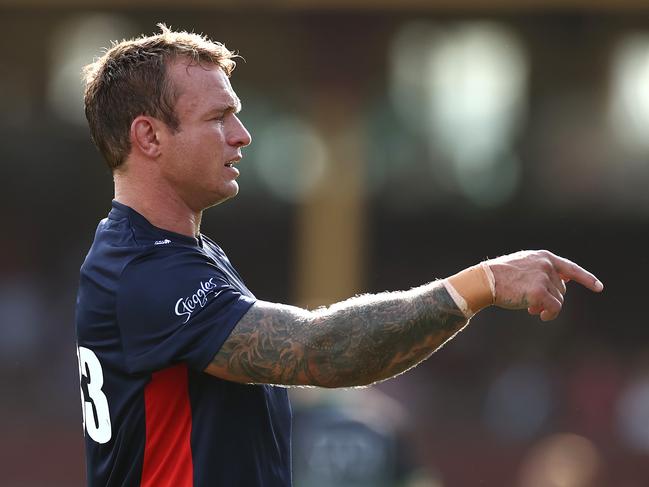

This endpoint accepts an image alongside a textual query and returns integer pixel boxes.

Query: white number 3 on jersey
[77,346,112,444]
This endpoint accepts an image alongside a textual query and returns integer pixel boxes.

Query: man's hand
[487,250,604,321]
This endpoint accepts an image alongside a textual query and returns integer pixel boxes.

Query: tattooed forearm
[205,281,469,388]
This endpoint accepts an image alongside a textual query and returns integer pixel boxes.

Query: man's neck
[114,178,202,238]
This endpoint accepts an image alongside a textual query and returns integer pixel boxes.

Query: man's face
[159,60,252,211]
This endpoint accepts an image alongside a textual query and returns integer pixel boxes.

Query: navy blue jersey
[75,200,292,487]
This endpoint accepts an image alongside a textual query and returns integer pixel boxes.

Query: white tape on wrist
[442,279,474,318]
[480,261,496,304]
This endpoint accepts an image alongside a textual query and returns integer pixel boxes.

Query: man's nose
[229,115,252,148]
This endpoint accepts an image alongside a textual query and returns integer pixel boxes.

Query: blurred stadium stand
[0,2,648,486]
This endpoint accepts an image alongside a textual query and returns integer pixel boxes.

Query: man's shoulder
[82,211,208,279]
[81,215,150,281]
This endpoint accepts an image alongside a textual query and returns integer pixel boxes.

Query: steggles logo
[175,278,220,324]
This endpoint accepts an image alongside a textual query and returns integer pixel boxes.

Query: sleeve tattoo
[205,281,469,388]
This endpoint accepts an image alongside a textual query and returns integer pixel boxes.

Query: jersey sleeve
[116,247,256,373]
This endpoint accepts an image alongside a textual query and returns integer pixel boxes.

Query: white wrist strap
[480,261,496,302]
[442,279,474,318]
[442,261,496,318]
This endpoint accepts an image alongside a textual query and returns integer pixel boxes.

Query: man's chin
[205,184,239,209]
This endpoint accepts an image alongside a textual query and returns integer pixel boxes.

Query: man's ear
[130,115,162,158]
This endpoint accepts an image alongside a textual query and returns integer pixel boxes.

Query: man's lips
[224,156,241,168]
[224,157,241,177]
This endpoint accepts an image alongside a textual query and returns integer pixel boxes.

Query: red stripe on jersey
[141,364,194,487]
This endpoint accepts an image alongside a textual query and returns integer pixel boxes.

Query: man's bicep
[204,300,316,385]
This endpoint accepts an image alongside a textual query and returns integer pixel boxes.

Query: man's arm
[204,250,604,387]
[205,280,467,387]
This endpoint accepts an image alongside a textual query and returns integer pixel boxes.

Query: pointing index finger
[550,254,604,293]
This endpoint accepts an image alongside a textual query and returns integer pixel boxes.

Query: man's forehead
[169,60,240,108]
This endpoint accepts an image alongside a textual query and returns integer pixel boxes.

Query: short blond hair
[83,23,237,170]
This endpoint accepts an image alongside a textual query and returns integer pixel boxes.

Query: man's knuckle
[539,274,551,287]
[531,287,545,301]
[539,259,552,273]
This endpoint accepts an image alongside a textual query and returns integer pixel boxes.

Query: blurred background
[1,0,648,486]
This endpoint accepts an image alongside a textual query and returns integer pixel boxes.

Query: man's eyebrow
[233,96,242,113]
[206,99,242,115]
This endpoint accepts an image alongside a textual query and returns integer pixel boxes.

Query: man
[76,25,603,487]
